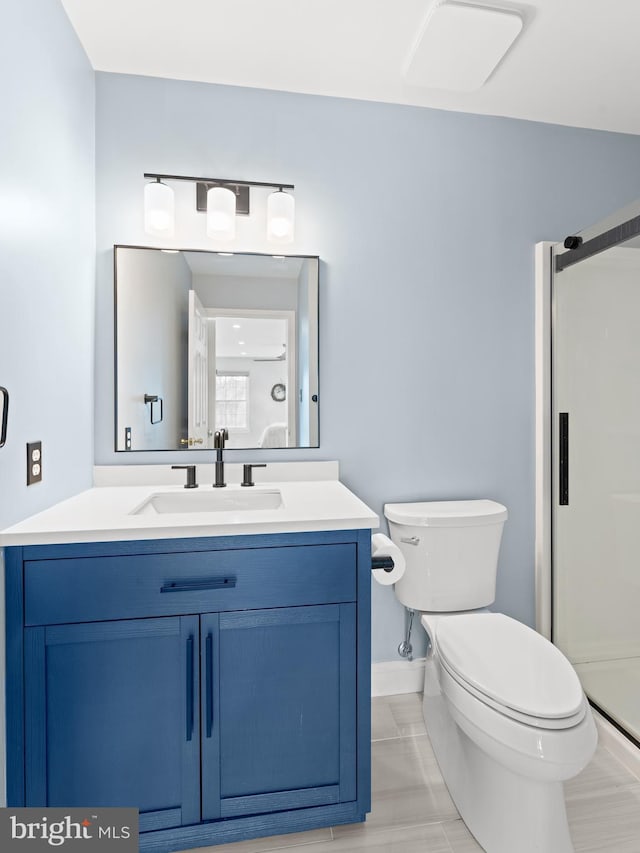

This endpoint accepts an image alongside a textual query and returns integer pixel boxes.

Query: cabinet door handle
[161,577,236,593]
[205,632,214,739]
[186,635,195,742]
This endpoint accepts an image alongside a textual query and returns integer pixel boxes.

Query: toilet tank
[384,500,508,612]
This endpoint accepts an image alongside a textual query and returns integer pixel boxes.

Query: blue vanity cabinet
[5,529,372,853]
[24,616,201,832]
[202,604,356,821]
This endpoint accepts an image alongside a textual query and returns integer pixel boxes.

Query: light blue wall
[95,72,640,662]
[0,0,95,530]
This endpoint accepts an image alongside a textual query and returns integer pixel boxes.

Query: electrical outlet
[125,427,132,450]
[27,441,42,485]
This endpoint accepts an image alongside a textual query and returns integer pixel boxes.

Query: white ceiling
[183,251,303,278]
[61,0,640,135]
[215,317,287,359]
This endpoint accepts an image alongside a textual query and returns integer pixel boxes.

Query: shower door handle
[559,413,569,506]
[0,387,8,449]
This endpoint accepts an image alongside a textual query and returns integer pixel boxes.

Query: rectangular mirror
[114,246,319,451]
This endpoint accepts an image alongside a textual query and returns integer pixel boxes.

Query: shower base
[575,657,640,744]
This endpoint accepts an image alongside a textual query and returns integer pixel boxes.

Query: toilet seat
[435,613,586,730]
[439,655,586,730]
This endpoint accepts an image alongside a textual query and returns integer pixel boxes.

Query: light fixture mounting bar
[143,173,294,190]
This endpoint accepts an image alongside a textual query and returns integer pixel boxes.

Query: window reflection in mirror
[114,247,319,451]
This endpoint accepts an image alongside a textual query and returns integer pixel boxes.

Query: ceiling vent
[403,1,524,92]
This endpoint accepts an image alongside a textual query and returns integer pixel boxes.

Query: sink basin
[132,489,283,516]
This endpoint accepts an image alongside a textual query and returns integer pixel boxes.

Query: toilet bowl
[385,500,597,853]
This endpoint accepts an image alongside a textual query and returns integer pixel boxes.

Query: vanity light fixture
[144,178,175,237]
[143,173,295,243]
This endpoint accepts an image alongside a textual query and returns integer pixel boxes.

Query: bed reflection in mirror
[114,247,319,451]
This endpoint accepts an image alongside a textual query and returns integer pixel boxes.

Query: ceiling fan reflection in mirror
[253,343,287,363]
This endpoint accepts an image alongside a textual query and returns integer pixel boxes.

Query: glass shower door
[553,229,640,744]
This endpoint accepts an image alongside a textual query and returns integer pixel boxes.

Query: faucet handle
[172,464,198,489]
[241,463,267,487]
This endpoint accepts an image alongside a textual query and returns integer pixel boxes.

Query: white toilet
[385,499,597,853]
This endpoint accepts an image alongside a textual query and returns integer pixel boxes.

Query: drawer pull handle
[161,577,237,593]
[205,632,214,739]
[186,635,194,742]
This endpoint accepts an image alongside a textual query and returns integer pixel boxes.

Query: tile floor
[183,693,640,853]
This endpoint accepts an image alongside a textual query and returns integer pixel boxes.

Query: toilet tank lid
[384,499,508,527]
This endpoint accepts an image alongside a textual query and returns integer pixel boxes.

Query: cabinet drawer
[24,544,356,626]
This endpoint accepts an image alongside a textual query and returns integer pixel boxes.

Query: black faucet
[241,463,267,487]
[172,464,198,489]
[213,428,229,488]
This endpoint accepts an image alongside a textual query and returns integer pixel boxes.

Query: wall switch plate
[27,441,42,485]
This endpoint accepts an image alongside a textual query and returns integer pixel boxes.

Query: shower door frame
[534,241,554,643]
[535,230,640,757]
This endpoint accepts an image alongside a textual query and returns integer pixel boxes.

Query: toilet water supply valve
[398,610,415,660]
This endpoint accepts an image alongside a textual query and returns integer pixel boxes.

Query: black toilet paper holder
[371,555,395,573]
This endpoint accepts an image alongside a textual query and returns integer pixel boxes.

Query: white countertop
[0,480,379,547]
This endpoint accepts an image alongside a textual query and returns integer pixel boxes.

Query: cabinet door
[201,604,356,821]
[25,616,200,832]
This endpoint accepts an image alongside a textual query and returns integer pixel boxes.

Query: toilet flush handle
[400,536,420,545]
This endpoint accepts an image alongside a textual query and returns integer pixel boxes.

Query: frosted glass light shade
[144,180,175,237]
[267,191,295,243]
[207,186,236,241]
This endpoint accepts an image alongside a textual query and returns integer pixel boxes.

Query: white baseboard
[592,708,640,781]
[371,658,425,697]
